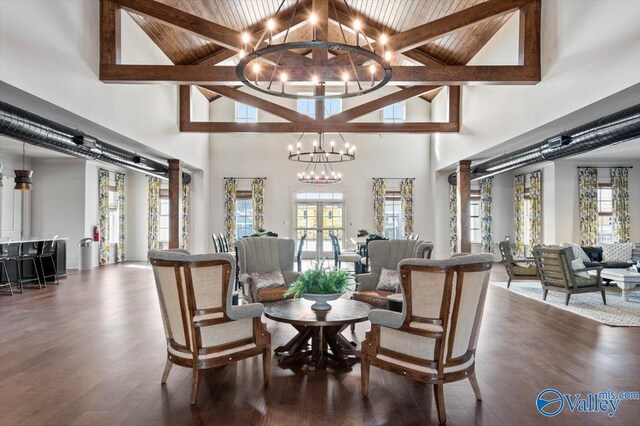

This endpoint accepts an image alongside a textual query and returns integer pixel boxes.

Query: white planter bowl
[302,292,344,311]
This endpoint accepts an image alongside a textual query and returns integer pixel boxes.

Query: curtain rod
[577,166,633,169]
[224,177,268,179]
[371,177,415,180]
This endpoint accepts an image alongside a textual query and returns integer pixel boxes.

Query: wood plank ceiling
[129,0,512,76]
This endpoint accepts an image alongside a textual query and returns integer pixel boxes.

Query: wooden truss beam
[386,0,528,54]
[326,86,441,123]
[100,0,121,66]
[100,64,540,85]
[179,84,460,133]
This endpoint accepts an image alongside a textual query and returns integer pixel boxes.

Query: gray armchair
[353,240,433,308]
[236,237,300,303]
[499,239,537,288]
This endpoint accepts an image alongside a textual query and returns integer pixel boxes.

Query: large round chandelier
[290,132,355,185]
[235,0,393,100]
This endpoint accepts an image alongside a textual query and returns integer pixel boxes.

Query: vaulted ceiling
[100,0,541,133]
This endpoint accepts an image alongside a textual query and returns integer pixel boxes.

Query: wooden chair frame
[532,246,606,305]
[498,239,536,288]
[361,260,492,424]
[150,257,271,404]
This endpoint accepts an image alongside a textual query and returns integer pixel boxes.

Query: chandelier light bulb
[309,13,318,25]
[339,150,344,155]
[253,62,261,73]
[267,19,275,31]
[369,64,376,75]
[385,51,392,62]
[330,140,335,147]
[342,72,349,82]
[288,144,293,152]
[345,143,350,148]
[351,146,356,152]
[338,173,342,178]
[353,19,361,31]
[380,33,387,46]
[280,72,288,82]
[241,32,250,44]
[239,49,246,58]
[297,142,301,148]
[311,74,319,85]
[313,140,318,147]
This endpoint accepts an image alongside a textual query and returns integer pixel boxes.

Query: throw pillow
[571,258,590,279]
[250,270,286,290]
[602,243,633,263]
[376,267,401,292]
[562,243,591,263]
[631,243,640,262]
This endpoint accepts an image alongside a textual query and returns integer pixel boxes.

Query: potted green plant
[284,261,352,311]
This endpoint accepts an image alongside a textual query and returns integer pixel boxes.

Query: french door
[295,202,344,259]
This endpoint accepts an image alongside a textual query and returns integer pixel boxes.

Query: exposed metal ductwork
[0,101,191,183]
[448,104,640,185]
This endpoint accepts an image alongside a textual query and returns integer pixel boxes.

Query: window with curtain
[470,191,480,244]
[597,183,614,244]
[236,103,257,123]
[108,188,119,244]
[158,188,169,249]
[384,192,403,239]
[382,103,405,123]
[236,190,254,239]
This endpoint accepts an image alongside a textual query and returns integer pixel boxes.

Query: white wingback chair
[236,237,299,303]
[361,254,493,424]
[149,250,271,405]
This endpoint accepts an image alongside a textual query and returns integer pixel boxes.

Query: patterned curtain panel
[372,178,386,234]
[147,176,161,251]
[529,170,542,247]
[98,169,110,265]
[480,177,493,253]
[578,168,598,246]
[224,178,238,246]
[251,178,266,231]
[181,183,190,250]
[611,167,630,243]
[115,172,126,262]
[400,178,414,238]
[449,184,457,253]
[513,174,526,256]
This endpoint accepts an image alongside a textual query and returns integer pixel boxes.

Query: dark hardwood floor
[1,263,639,425]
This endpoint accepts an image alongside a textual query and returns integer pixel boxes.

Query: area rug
[490,281,640,327]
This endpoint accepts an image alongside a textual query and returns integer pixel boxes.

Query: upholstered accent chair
[148,250,271,405]
[498,239,537,288]
[532,246,606,305]
[353,240,433,308]
[236,237,300,303]
[360,254,494,424]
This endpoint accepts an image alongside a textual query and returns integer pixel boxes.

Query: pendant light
[14,142,33,191]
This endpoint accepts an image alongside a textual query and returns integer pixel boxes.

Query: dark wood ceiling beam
[326,85,440,123]
[113,0,243,51]
[401,49,447,67]
[100,0,121,66]
[201,86,314,122]
[519,0,541,69]
[181,121,459,133]
[386,0,529,53]
[448,86,461,132]
[100,64,540,85]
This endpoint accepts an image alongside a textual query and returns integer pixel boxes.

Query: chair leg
[161,359,173,384]
[350,323,355,333]
[190,368,202,405]
[468,371,482,401]
[601,289,607,305]
[506,277,512,289]
[565,294,571,305]
[1,263,12,296]
[33,258,44,288]
[543,289,548,301]
[434,383,446,424]
[262,348,271,386]
[14,260,23,293]
[361,358,370,397]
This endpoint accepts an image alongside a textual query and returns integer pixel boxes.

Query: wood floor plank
[1,262,639,425]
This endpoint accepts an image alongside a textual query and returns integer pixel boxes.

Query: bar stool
[18,241,43,289]
[37,239,59,285]
[0,243,21,295]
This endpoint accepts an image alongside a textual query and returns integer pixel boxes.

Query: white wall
[431,1,640,171]
[0,153,33,240]
[208,88,432,248]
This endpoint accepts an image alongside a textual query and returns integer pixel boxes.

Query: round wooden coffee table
[264,298,370,371]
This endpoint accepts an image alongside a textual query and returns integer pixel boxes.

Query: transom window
[295,192,343,200]
[236,191,254,239]
[297,98,341,118]
[383,103,405,123]
[236,103,257,123]
[597,184,614,244]
[384,192,403,239]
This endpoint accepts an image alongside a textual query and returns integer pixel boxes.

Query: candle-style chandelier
[235,0,393,100]
[289,132,355,184]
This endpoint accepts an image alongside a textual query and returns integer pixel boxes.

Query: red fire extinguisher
[93,225,100,242]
